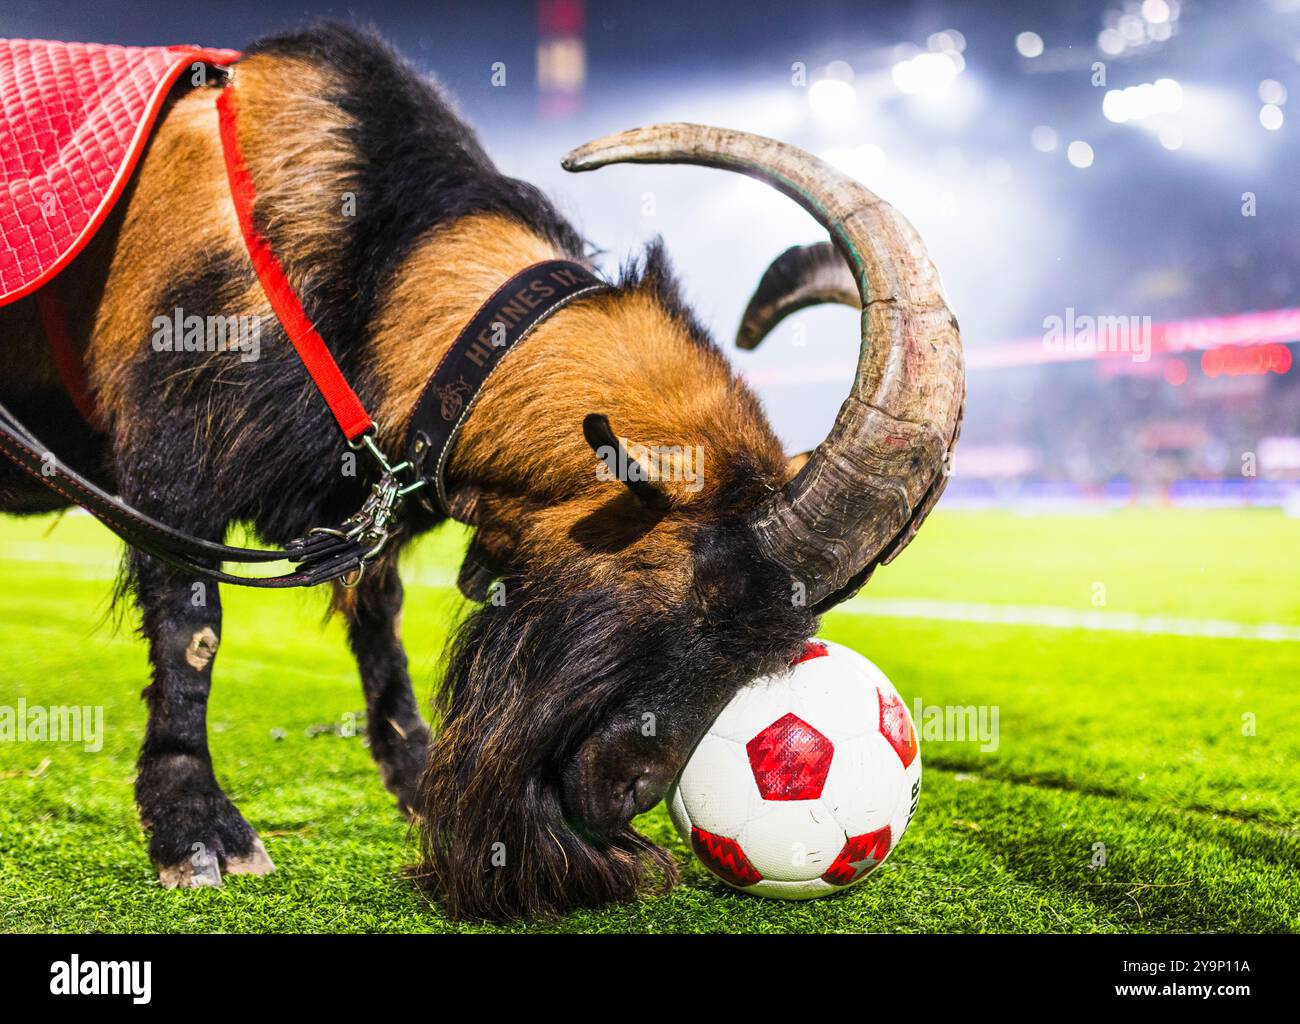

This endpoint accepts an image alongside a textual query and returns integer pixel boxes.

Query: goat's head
[414,124,964,921]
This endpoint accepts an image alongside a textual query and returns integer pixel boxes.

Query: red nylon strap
[216,86,374,441]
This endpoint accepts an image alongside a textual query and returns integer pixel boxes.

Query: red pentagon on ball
[746,712,834,800]
[821,825,892,886]
[878,688,918,768]
[691,827,762,887]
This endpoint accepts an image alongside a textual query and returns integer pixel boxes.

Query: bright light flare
[1119,15,1146,44]
[1098,29,1125,55]
[1259,79,1287,105]
[1260,103,1285,130]
[892,51,961,95]
[1141,0,1171,23]
[809,78,857,122]
[820,143,888,185]
[1067,140,1094,168]
[1159,124,1184,150]
[1030,125,1059,152]
[1015,31,1044,58]
[928,30,966,54]
[1102,79,1183,123]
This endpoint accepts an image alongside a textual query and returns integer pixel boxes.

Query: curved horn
[563,124,965,608]
[737,241,860,350]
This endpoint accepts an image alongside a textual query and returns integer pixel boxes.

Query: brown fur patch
[461,285,788,597]
[86,87,247,430]
[82,55,356,452]
[225,56,359,285]
[371,213,789,597]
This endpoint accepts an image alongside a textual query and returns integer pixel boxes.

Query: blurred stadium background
[6,0,1296,510]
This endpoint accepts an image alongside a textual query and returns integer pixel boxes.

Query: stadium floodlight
[1260,104,1284,130]
[1067,140,1095,168]
[892,51,962,95]
[1015,31,1044,58]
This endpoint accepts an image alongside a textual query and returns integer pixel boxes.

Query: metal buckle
[312,426,427,587]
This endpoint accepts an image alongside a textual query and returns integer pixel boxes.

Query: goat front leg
[133,557,274,886]
[337,563,431,816]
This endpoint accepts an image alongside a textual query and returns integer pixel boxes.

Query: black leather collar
[403,259,610,518]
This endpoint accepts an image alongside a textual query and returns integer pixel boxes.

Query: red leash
[215,86,374,443]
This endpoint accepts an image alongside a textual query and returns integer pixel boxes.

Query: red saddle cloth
[0,38,240,306]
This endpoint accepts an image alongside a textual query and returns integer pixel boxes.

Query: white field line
[4,543,1297,642]
[838,596,1300,643]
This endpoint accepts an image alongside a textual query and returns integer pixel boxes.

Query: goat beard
[414,739,677,923]
[411,575,680,923]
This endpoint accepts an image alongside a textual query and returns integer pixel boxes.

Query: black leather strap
[0,401,372,587]
[0,261,607,584]
[403,259,610,517]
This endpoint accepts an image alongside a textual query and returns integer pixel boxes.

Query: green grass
[1,507,1297,932]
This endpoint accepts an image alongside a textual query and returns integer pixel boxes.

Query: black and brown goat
[0,25,962,920]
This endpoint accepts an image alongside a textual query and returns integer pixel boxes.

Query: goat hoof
[158,853,223,888]
[155,833,274,887]
[224,836,276,877]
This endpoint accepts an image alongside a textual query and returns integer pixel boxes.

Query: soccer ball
[667,638,921,899]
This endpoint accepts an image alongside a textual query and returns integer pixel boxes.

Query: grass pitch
[0,507,1297,933]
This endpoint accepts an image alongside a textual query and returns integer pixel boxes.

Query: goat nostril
[610,774,655,826]
[633,773,657,812]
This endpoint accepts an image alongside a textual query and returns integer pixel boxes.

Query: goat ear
[582,413,670,511]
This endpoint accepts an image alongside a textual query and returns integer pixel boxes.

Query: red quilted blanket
[0,38,240,306]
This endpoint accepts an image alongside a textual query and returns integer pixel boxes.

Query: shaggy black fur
[245,23,585,388]
[417,479,816,921]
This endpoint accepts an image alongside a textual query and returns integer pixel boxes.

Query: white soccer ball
[668,638,921,899]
